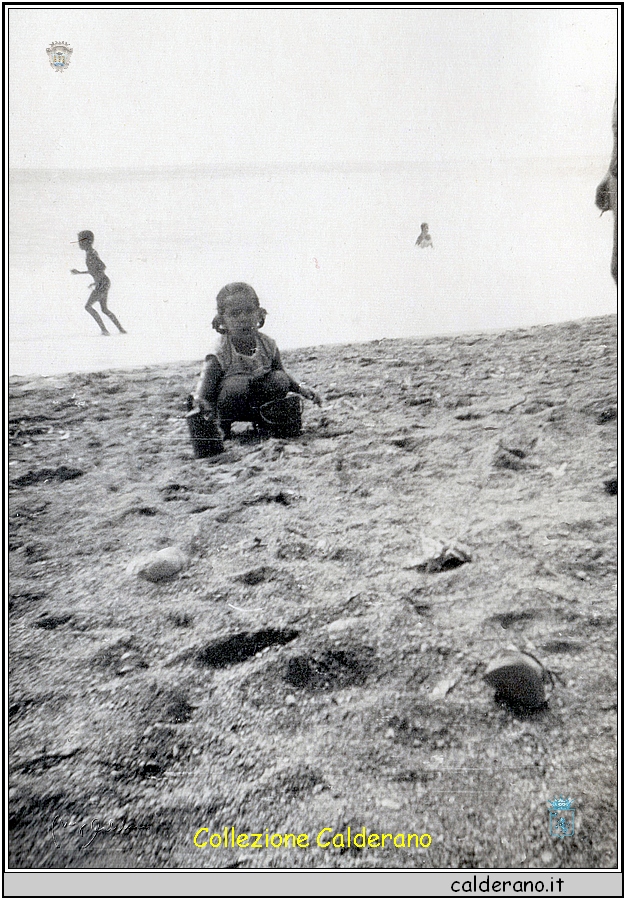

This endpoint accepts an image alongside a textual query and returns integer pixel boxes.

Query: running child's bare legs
[99,293,126,333]
[85,289,110,335]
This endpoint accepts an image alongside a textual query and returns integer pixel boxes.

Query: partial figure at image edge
[595,91,618,284]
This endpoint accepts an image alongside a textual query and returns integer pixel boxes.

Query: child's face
[78,236,92,250]
[221,297,260,335]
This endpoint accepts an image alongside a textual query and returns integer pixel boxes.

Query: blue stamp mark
[46,42,73,72]
[548,796,575,839]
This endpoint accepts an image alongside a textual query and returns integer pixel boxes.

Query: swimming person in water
[416,223,433,248]
[71,231,126,335]
[191,282,320,451]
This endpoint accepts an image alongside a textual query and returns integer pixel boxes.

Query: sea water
[9,160,616,377]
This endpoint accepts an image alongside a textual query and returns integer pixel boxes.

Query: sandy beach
[9,314,617,868]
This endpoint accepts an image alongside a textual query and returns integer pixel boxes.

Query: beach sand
[9,314,617,868]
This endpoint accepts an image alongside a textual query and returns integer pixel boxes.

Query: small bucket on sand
[185,397,223,457]
[259,393,303,437]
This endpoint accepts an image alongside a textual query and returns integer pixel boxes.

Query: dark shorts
[88,277,111,303]
[94,275,111,291]
[217,370,291,423]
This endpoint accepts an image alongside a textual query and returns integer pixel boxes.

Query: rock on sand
[126,547,188,583]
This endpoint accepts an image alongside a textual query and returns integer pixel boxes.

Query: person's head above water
[420,223,429,233]
[77,230,94,247]
[212,282,268,335]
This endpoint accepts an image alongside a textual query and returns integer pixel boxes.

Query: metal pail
[186,407,224,457]
[259,393,303,437]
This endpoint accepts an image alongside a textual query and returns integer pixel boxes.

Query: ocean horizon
[9,159,616,377]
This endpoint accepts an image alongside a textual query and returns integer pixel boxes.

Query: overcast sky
[9,6,619,169]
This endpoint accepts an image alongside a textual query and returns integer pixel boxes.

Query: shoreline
[9,312,617,385]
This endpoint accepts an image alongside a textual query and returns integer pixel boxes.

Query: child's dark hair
[212,282,267,334]
[78,230,94,242]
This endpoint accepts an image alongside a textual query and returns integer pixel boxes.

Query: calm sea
[9,160,615,377]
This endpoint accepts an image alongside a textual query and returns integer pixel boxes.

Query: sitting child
[189,283,319,454]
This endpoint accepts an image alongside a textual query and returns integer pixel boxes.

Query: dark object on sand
[597,406,617,424]
[604,478,617,496]
[483,649,549,710]
[185,396,224,457]
[10,466,84,487]
[258,393,303,438]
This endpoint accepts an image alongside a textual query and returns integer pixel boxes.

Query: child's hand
[197,398,217,418]
[70,269,80,274]
[300,386,322,405]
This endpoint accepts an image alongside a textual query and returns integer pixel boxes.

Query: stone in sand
[405,538,471,573]
[503,438,536,458]
[127,547,188,583]
[495,431,538,468]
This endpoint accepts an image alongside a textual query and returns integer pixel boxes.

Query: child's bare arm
[272,350,321,404]
[194,356,223,416]
[298,384,322,405]
[70,269,89,274]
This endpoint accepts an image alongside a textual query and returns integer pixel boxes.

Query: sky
[8,6,619,169]
[7,6,619,376]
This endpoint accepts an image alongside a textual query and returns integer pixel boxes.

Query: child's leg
[216,376,254,433]
[252,372,301,437]
[99,293,126,333]
[250,370,291,405]
[85,291,110,335]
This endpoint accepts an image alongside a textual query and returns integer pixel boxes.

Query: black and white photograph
[7,4,620,894]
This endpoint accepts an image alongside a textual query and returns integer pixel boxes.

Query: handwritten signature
[51,814,149,849]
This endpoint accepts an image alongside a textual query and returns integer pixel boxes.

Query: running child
[71,231,126,335]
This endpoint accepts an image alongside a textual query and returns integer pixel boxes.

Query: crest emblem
[548,796,575,839]
[46,42,73,72]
